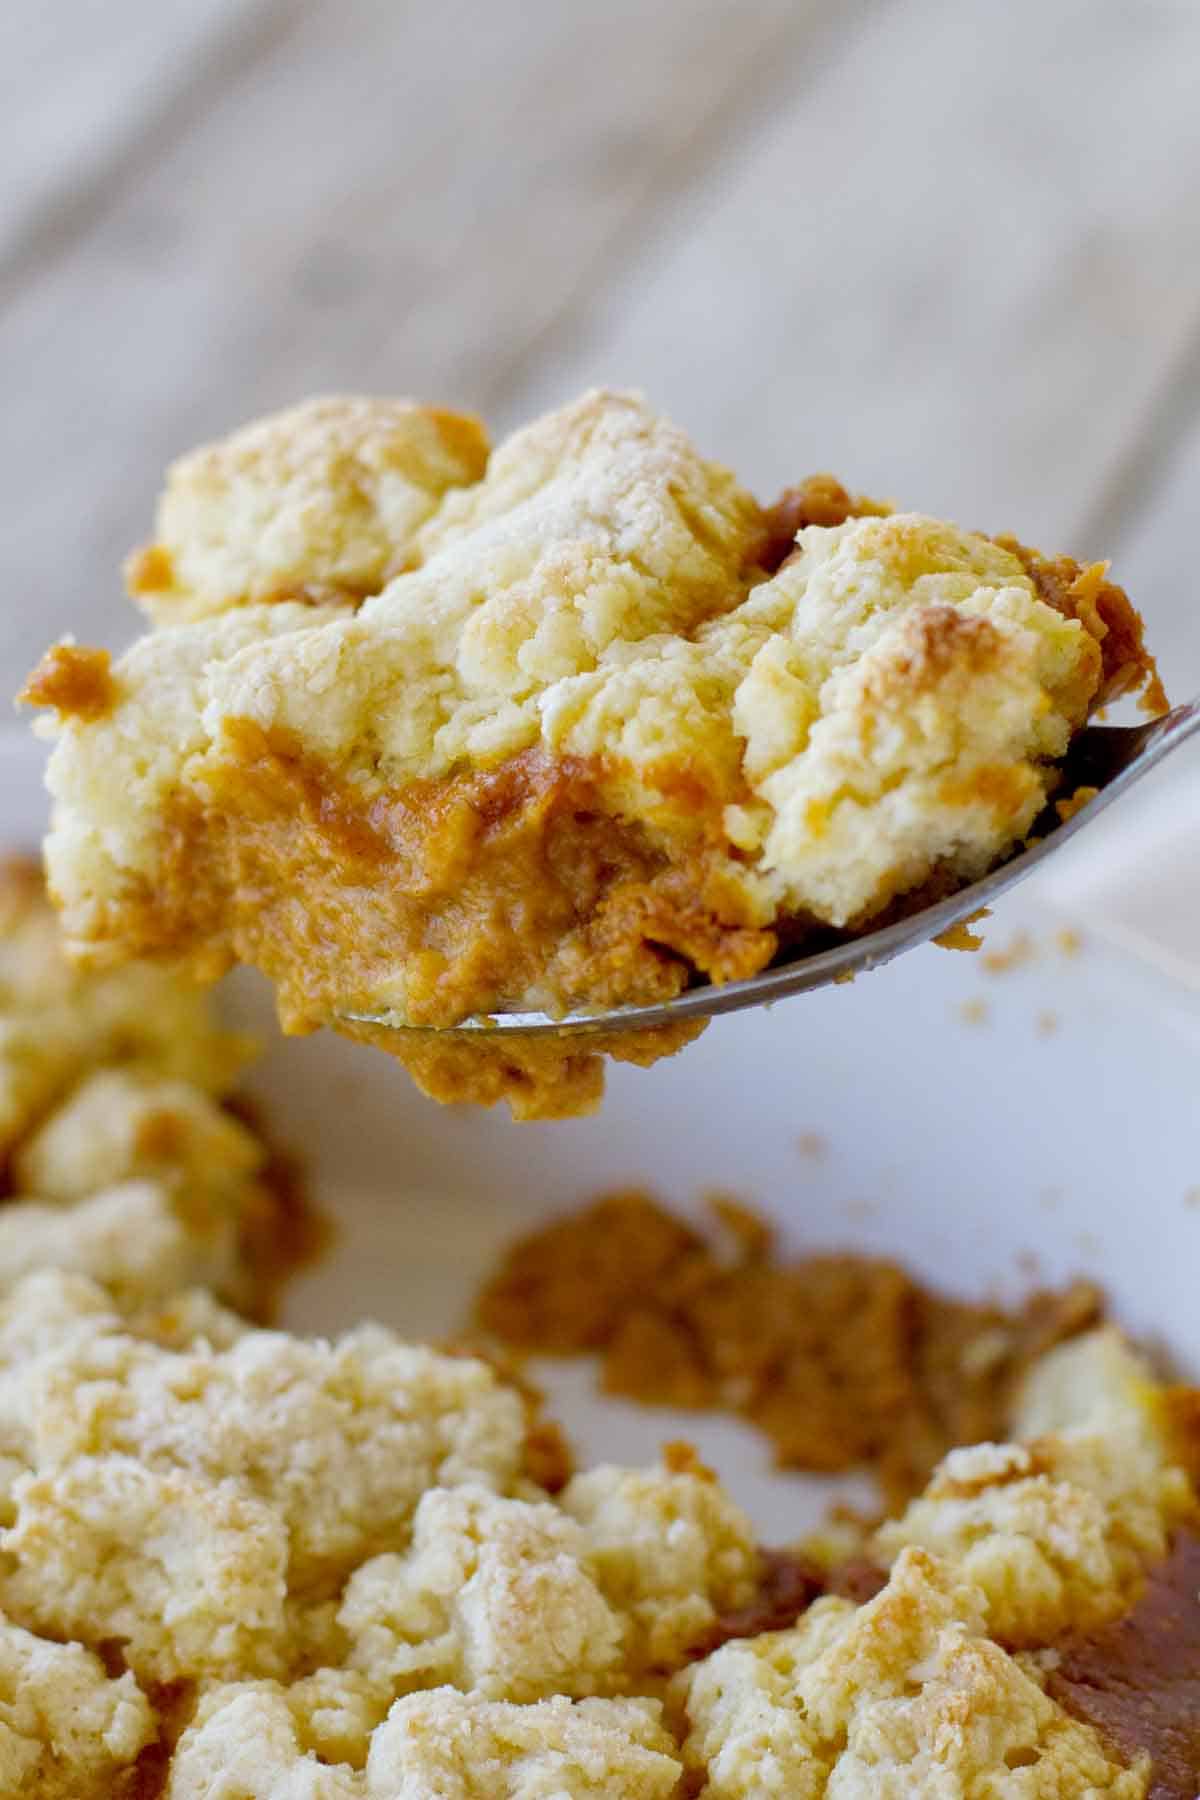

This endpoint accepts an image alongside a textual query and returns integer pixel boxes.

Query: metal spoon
[342,699,1200,1039]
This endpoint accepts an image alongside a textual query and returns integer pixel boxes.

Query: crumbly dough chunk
[0,1608,156,1798]
[558,1462,758,1672]
[0,1270,234,1521]
[1010,1323,1165,1442]
[545,512,1101,928]
[0,867,289,1324]
[5,1071,269,1313]
[677,1547,1146,1797]
[169,1686,682,1799]
[126,394,490,622]
[277,1666,394,1768]
[12,1064,262,1210]
[339,1465,756,1701]
[339,1487,627,1702]
[0,1267,119,1367]
[30,602,351,958]
[0,1274,528,1682]
[363,1691,683,1799]
[168,1682,363,1798]
[713,527,1097,924]
[0,1179,243,1312]
[874,1331,1194,1643]
[27,388,1156,1117]
[0,858,250,1159]
[0,971,248,1160]
[3,1454,290,1684]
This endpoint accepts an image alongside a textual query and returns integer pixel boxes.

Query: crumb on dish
[982,927,1037,974]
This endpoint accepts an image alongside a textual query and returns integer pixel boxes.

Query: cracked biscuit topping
[25,391,1161,1116]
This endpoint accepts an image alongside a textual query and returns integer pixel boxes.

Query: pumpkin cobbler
[23,391,1162,1116]
[0,864,1196,1795]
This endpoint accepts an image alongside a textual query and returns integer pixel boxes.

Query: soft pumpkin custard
[24,391,1161,1116]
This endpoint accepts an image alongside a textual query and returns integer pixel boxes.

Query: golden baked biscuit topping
[26,388,1161,1121]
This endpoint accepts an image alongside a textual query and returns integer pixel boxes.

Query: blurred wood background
[3,0,1198,744]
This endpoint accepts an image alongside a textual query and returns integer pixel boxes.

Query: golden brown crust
[20,643,117,722]
[124,395,492,621]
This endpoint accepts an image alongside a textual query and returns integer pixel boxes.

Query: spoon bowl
[342,700,1200,1039]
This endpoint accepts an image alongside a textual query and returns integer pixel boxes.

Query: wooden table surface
[5,0,1198,734]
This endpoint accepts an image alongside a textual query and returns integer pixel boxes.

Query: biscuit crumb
[933,906,991,951]
[19,643,116,721]
[678,1546,1150,1797]
[795,1130,828,1160]
[124,542,174,594]
[983,928,1036,974]
[877,1329,1196,1644]
[1056,783,1100,823]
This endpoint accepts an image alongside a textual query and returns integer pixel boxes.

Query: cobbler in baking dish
[0,870,1194,1796]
